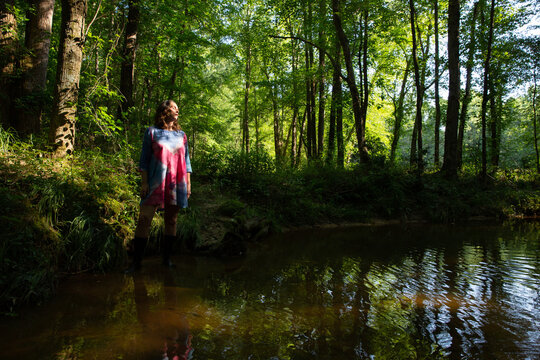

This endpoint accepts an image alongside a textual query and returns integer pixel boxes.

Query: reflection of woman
[132,273,194,360]
[126,100,192,273]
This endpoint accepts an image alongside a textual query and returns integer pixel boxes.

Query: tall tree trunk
[305,44,314,159]
[242,43,251,153]
[168,53,180,100]
[254,82,260,151]
[49,0,87,157]
[15,0,55,136]
[0,0,18,127]
[317,0,326,158]
[304,2,315,159]
[457,1,479,169]
[297,109,307,164]
[331,0,368,162]
[336,77,344,168]
[317,43,325,159]
[118,0,139,122]
[290,34,298,166]
[433,0,441,167]
[489,87,499,167]
[481,0,495,179]
[409,0,424,171]
[327,36,341,165]
[442,0,460,177]
[390,58,411,163]
[360,10,368,142]
[533,69,539,173]
[264,65,282,161]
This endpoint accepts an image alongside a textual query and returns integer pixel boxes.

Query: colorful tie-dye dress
[139,126,192,208]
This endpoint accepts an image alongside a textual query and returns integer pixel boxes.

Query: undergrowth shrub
[0,141,139,314]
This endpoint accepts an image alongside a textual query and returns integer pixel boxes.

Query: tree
[408,0,424,171]
[15,0,56,136]
[442,0,460,178]
[117,0,140,123]
[480,0,495,178]
[327,35,343,166]
[331,0,368,162]
[457,1,479,170]
[0,0,18,127]
[433,0,441,167]
[48,0,87,157]
[529,39,540,172]
[316,0,326,158]
[389,57,411,164]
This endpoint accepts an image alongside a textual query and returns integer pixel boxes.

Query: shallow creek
[0,222,538,359]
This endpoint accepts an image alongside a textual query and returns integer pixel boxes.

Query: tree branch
[269,34,347,82]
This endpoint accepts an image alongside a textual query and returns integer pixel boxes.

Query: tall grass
[0,135,139,314]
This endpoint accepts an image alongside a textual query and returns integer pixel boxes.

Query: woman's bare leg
[163,204,180,236]
[135,205,158,238]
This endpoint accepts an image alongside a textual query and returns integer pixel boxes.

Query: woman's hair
[154,100,180,130]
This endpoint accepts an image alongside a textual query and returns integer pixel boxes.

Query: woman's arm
[141,170,149,198]
[186,172,191,198]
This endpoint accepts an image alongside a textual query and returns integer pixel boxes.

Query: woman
[126,100,192,273]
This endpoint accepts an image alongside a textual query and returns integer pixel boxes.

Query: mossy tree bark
[48,0,87,158]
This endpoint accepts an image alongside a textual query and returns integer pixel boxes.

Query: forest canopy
[0,0,538,173]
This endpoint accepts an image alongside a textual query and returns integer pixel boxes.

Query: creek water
[0,222,539,360]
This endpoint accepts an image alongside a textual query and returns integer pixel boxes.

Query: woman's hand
[140,182,149,198]
[187,182,191,199]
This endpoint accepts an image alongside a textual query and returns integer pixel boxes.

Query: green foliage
[0,139,139,314]
[0,127,16,152]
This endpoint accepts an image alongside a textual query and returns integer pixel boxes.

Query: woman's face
[167,102,179,122]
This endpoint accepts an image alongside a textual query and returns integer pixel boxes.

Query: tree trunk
[457,1,479,169]
[442,0,460,177]
[118,0,139,122]
[49,0,87,157]
[409,0,424,171]
[264,66,282,161]
[390,58,411,163]
[481,0,495,179]
[14,0,55,136]
[317,0,326,158]
[0,0,18,127]
[242,43,251,153]
[305,44,314,159]
[296,108,307,164]
[489,87,499,168]
[360,10,368,143]
[331,0,368,162]
[433,0,441,167]
[533,70,539,173]
[254,83,260,151]
[327,36,341,165]
[290,34,298,166]
[168,53,180,100]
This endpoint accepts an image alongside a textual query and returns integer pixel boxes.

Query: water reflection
[0,222,538,359]
[132,272,193,360]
